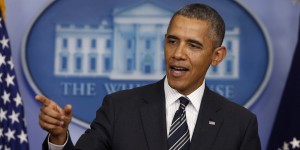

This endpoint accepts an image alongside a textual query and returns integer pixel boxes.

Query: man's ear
[211,46,227,66]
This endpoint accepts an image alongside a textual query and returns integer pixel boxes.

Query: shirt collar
[164,77,205,111]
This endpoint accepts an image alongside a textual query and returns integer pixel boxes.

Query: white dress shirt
[49,78,205,149]
[164,77,205,140]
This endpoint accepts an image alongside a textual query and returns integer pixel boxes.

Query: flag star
[0,73,2,82]
[1,90,11,105]
[5,128,16,142]
[14,93,23,107]
[4,145,11,150]
[0,108,7,121]
[5,73,15,87]
[0,53,6,67]
[282,142,290,150]
[290,137,300,149]
[7,58,14,70]
[8,110,20,124]
[17,130,28,144]
[0,35,9,49]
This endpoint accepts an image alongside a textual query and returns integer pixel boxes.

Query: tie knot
[179,97,189,110]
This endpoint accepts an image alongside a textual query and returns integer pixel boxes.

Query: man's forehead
[169,15,211,29]
[168,15,210,34]
[173,14,211,24]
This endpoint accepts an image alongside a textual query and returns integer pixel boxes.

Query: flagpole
[0,0,5,21]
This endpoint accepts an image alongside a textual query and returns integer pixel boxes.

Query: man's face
[164,15,216,95]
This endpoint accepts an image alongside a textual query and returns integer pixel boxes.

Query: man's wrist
[49,131,68,145]
[48,131,69,150]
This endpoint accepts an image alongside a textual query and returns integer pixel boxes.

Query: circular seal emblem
[22,0,272,128]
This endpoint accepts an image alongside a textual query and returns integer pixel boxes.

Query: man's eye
[167,39,177,44]
[189,43,200,49]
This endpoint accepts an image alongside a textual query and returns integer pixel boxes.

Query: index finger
[35,95,54,106]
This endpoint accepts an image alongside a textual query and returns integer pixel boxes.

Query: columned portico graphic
[111,2,170,79]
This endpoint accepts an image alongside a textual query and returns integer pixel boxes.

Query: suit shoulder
[208,88,256,118]
[108,81,160,97]
[224,99,255,118]
[104,80,163,104]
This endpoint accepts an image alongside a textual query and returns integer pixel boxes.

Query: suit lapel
[190,86,224,150]
[140,79,168,150]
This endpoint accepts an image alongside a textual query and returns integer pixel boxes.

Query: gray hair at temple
[168,3,226,49]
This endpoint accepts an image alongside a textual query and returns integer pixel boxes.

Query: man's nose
[173,43,186,59]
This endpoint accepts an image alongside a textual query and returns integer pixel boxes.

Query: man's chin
[168,80,185,91]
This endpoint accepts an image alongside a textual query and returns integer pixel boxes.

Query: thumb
[64,104,72,117]
[62,104,72,127]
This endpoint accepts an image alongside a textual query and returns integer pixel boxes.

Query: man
[37,3,261,150]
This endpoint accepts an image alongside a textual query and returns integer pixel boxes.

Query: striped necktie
[168,96,190,150]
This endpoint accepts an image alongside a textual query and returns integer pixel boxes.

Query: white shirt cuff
[48,132,69,150]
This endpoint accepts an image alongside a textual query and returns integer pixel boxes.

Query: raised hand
[36,95,72,145]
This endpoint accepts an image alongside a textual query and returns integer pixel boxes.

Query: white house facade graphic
[54,2,240,80]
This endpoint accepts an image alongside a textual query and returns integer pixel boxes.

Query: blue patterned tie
[168,97,190,150]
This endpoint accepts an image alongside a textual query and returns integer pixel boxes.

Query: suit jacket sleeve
[42,96,114,150]
[74,95,114,150]
[239,115,261,150]
[42,95,114,150]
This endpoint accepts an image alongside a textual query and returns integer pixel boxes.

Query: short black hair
[168,3,226,48]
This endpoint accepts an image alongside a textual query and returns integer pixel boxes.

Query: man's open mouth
[170,66,189,71]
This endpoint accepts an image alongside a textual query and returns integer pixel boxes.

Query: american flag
[0,10,29,150]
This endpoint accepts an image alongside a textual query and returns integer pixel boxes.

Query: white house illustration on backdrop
[54,2,240,80]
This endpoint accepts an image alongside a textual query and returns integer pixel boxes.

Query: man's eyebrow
[187,39,201,45]
[166,35,179,40]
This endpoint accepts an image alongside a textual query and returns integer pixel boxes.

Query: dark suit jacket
[43,79,261,150]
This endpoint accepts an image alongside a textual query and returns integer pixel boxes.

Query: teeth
[171,66,188,71]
